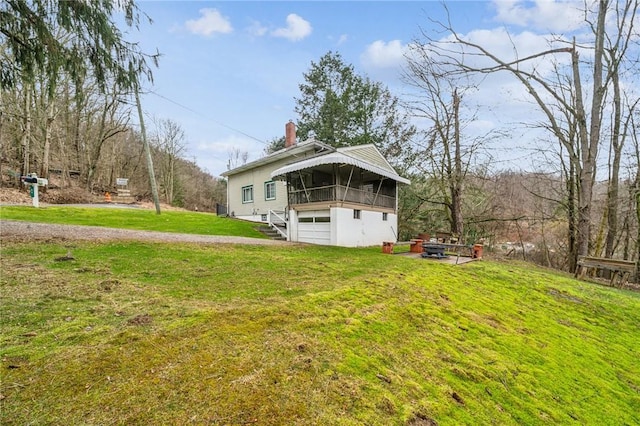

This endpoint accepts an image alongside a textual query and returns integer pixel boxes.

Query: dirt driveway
[0,220,289,246]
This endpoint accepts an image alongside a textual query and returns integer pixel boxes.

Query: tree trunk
[572,0,606,259]
[566,167,578,271]
[450,88,464,240]
[21,88,31,177]
[40,96,55,183]
[605,64,622,258]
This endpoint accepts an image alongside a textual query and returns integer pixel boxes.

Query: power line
[147,90,268,145]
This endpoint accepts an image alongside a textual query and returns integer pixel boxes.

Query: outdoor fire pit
[422,243,447,259]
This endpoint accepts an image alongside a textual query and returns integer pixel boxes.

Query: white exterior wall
[288,209,299,242]
[333,207,397,247]
[289,206,397,247]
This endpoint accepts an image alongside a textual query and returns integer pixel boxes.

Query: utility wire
[148,90,268,145]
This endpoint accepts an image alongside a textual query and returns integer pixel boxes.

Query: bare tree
[151,118,186,205]
[411,0,638,268]
[403,54,494,242]
[629,112,640,277]
[227,148,248,171]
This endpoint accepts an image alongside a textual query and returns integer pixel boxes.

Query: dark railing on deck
[288,185,395,209]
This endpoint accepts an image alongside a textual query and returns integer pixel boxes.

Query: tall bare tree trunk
[450,88,464,240]
[605,92,620,258]
[566,159,578,271]
[572,0,606,258]
[21,88,31,177]
[40,96,55,183]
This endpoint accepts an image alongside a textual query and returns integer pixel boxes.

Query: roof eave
[271,154,410,185]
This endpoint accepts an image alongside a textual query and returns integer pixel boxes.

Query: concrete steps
[257,226,287,241]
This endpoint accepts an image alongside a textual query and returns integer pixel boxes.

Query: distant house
[222,122,410,247]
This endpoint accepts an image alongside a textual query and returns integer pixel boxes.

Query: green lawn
[0,205,266,238]
[1,238,638,425]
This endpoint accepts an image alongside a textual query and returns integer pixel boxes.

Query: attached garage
[296,210,331,245]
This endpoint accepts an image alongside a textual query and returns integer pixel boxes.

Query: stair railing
[268,210,288,239]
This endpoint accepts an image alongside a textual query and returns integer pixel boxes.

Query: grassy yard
[0,205,266,238]
[1,237,639,425]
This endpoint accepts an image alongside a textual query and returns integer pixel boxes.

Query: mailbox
[21,173,47,208]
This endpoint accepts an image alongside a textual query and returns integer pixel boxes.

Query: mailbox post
[21,173,48,208]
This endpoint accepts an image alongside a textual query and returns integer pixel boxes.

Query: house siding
[227,163,289,221]
[226,147,323,221]
[224,140,407,246]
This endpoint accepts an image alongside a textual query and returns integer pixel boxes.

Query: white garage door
[297,214,331,245]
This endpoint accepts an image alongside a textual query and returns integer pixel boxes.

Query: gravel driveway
[0,220,289,246]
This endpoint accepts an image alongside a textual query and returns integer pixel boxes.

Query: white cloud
[492,0,585,33]
[196,135,256,154]
[185,8,233,37]
[361,40,407,69]
[246,19,268,37]
[194,134,264,176]
[271,14,312,41]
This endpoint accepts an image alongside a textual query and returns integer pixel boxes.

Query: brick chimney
[285,121,296,148]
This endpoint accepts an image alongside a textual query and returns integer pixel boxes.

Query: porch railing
[288,185,395,209]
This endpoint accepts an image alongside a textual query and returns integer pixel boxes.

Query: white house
[222,122,410,247]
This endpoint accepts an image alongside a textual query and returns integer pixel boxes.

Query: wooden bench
[575,256,637,288]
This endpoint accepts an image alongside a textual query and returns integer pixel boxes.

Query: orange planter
[473,244,483,259]
[382,242,394,254]
[410,239,424,253]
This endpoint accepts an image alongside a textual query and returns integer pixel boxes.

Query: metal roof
[270,144,410,184]
[221,138,333,177]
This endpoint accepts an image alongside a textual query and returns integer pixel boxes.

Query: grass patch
[1,241,639,425]
[0,206,266,238]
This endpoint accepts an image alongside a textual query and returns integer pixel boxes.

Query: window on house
[299,217,330,223]
[382,212,388,221]
[242,185,253,203]
[264,181,276,200]
[353,209,361,219]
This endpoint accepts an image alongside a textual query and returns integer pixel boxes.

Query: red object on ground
[473,244,483,259]
[410,239,424,253]
[382,241,394,254]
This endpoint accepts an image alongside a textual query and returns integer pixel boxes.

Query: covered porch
[271,146,409,212]
[268,145,410,247]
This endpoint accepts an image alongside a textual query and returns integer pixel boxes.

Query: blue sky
[128,1,597,177]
